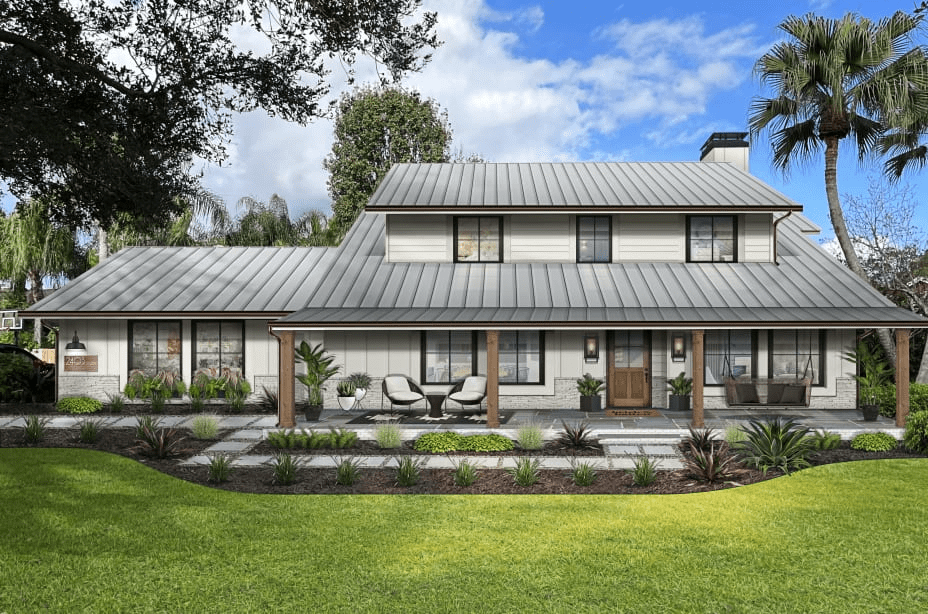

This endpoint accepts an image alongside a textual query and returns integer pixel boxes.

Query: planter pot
[669,394,690,412]
[580,395,601,413]
[337,396,356,411]
[861,404,880,422]
[305,403,322,421]
[354,388,367,401]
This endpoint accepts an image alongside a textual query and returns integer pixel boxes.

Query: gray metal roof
[367,162,803,211]
[274,212,926,328]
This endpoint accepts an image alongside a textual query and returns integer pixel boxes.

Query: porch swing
[724,355,812,407]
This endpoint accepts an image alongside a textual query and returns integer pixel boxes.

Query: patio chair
[448,375,487,412]
[381,374,426,412]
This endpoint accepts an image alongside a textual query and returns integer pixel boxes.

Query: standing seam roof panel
[224,248,291,311]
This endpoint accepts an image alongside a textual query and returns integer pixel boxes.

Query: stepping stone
[607,445,642,456]
[181,455,211,466]
[250,417,278,427]
[228,429,264,440]
[215,417,257,428]
[204,441,252,453]
[642,445,678,457]
[423,456,458,469]
[231,455,271,467]
[47,417,82,428]
[609,457,637,470]
[537,457,573,470]
[304,456,337,468]
[356,456,390,468]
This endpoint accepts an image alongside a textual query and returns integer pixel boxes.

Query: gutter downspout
[771,211,793,265]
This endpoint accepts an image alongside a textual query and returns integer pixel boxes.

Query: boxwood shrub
[414,432,514,453]
[56,396,103,414]
[850,432,897,452]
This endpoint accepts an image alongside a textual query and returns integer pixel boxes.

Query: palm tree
[749,11,928,361]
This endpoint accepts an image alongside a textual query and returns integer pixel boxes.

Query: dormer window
[577,216,611,262]
[454,217,502,262]
[687,215,737,262]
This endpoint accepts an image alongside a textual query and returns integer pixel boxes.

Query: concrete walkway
[1,408,902,472]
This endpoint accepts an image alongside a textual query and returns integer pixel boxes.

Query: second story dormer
[367,133,805,265]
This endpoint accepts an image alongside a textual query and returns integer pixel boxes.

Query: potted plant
[336,380,357,411]
[576,373,605,412]
[844,342,891,421]
[295,342,341,420]
[667,372,693,412]
[347,372,372,403]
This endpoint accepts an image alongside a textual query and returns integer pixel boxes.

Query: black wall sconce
[584,335,599,362]
[672,334,686,362]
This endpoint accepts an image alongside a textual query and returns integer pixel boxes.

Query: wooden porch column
[691,330,704,428]
[277,330,296,428]
[896,329,910,428]
[486,330,500,428]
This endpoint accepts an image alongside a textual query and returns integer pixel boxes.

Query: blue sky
[4,0,924,242]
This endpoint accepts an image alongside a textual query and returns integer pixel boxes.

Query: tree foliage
[325,86,452,236]
[0,0,438,227]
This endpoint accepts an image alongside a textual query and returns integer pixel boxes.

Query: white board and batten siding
[385,214,451,262]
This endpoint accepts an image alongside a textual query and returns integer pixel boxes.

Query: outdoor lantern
[64,331,88,357]
[672,334,686,362]
[584,335,599,362]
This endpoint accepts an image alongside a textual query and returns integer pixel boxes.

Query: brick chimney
[699,132,749,173]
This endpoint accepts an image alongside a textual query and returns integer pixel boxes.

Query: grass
[1,449,927,612]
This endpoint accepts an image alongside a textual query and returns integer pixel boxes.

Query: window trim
[686,215,738,263]
[576,215,612,263]
[127,320,183,377]
[453,216,503,263]
[192,320,246,378]
[767,329,826,387]
[420,331,479,384]
[703,330,757,387]
[499,330,545,385]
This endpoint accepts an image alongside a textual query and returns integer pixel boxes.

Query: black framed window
[193,321,245,376]
[704,330,756,385]
[577,216,611,262]
[454,217,502,262]
[129,321,182,377]
[499,331,544,384]
[769,330,825,386]
[421,331,478,384]
[687,215,737,262]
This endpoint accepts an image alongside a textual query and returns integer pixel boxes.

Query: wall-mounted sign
[64,355,98,372]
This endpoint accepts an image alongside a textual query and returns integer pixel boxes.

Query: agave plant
[734,418,812,475]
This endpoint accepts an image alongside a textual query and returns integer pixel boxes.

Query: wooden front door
[608,331,651,407]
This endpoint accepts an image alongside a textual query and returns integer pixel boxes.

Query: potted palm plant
[844,342,891,421]
[576,373,605,412]
[295,342,341,420]
[667,372,693,412]
[336,380,357,411]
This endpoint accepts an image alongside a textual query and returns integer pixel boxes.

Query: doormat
[605,409,661,417]
[347,410,512,426]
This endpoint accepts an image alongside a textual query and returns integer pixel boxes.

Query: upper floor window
[193,321,245,376]
[687,215,737,262]
[577,216,611,262]
[455,217,502,262]
[769,330,824,386]
[422,331,477,384]
[704,330,756,385]
[129,321,181,377]
[499,331,544,384]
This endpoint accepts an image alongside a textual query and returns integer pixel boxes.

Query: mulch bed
[2,421,924,495]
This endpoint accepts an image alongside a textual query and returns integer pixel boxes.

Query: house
[27,133,926,428]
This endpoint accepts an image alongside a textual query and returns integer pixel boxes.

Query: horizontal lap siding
[509,214,572,262]
[743,213,772,262]
[617,214,684,262]
[386,215,450,262]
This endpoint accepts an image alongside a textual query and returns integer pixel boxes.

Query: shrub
[724,426,746,444]
[734,418,812,475]
[452,459,478,487]
[516,424,544,450]
[135,419,188,459]
[257,387,278,414]
[903,410,928,454]
[22,415,48,444]
[335,457,362,486]
[266,428,357,450]
[508,458,541,487]
[808,429,842,451]
[850,432,897,452]
[0,354,34,403]
[683,441,737,483]
[459,434,514,452]
[78,418,102,444]
[374,424,402,449]
[557,421,597,450]
[415,432,462,453]
[394,456,422,487]
[106,393,125,413]
[271,453,298,485]
[629,456,659,486]
[684,427,718,454]
[57,396,103,414]
[570,461,598,487]
[871,382,928,418]
[413,432,513,453]
[191,415,220,440]
[208,453,233,483]
[134,415,159,438]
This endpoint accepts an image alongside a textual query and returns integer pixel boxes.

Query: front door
[608,331,651,407]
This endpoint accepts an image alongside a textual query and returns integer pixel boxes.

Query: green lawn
[1,449,927,613]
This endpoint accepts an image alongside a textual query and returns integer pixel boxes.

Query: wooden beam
[486,329,500,428]
[896,328,910,428]
[278,331,296,428]
[692,330,704,428]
